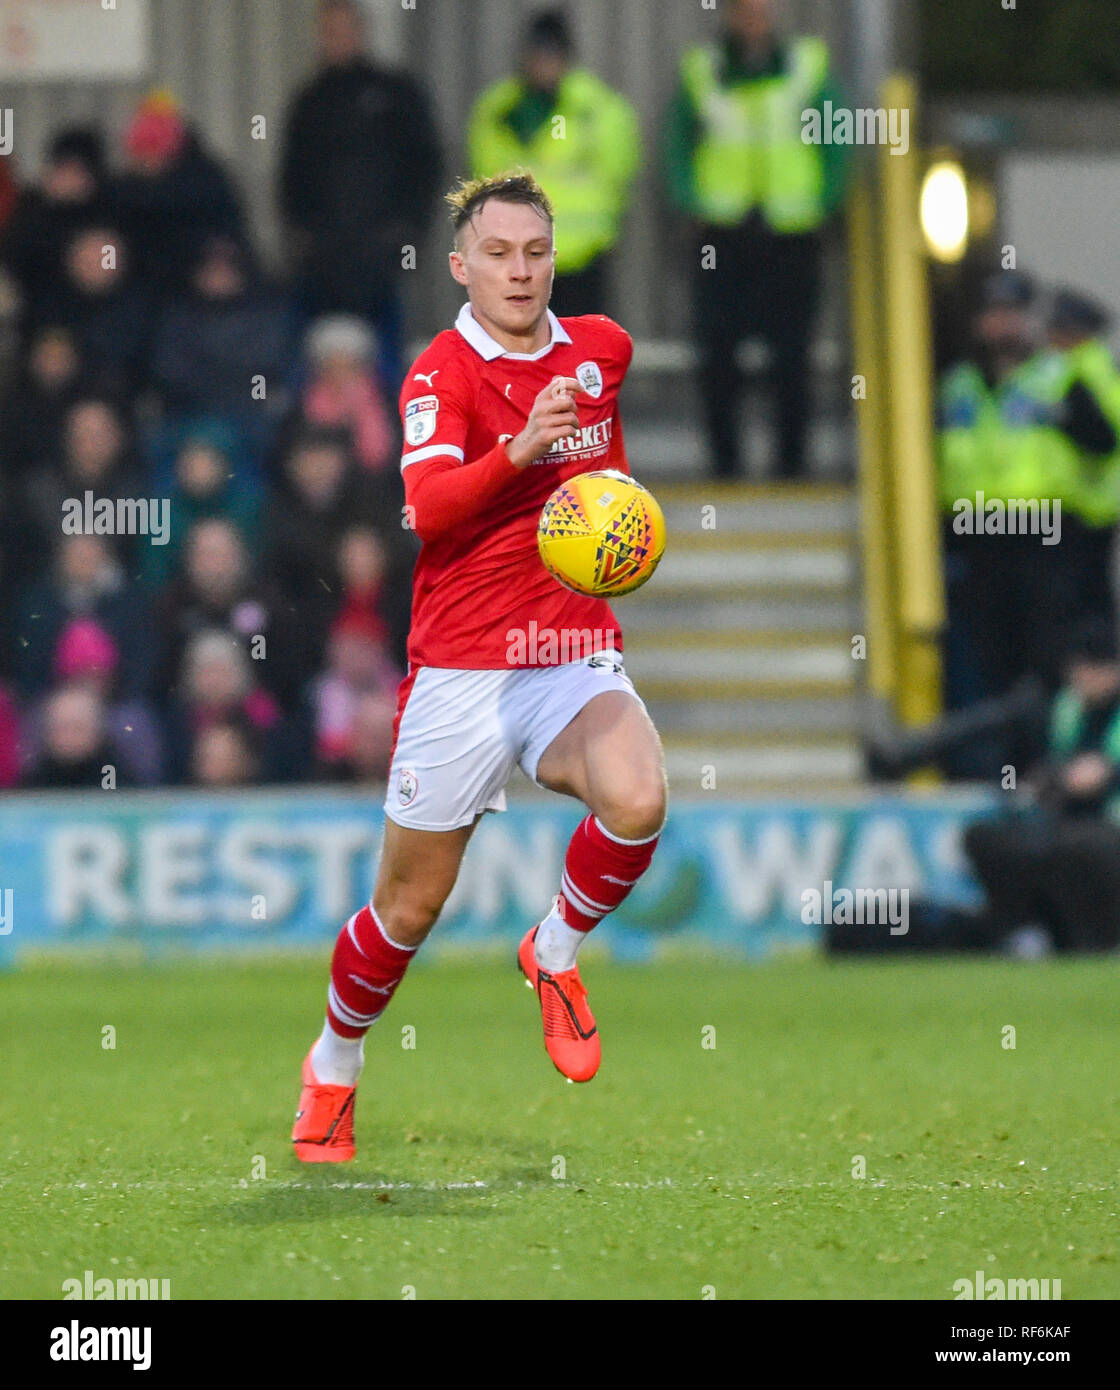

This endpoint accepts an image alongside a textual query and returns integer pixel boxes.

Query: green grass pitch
[2,953,1117,1300]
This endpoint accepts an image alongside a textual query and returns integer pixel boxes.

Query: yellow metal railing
[848,73,945,731]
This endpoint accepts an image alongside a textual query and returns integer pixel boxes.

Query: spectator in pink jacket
[299,315,396,472]
[311,608,399,779]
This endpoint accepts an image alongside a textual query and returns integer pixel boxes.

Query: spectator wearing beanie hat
[10,533,155,701]
[111,90,246,293]
[20,617,163,786]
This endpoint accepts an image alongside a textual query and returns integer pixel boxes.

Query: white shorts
[384,652,645,831]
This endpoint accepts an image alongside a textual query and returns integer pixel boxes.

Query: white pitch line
[45,1177,1118,1195]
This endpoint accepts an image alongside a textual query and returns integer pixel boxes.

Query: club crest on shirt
[575,360,604,399]
[398,768,419,806]
[404,395,438,446]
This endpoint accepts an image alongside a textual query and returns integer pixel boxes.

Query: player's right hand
[506,376,584,469]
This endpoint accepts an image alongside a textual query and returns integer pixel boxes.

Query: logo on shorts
[587,651,624,675]
[398,769,419,806]
[575,360,604,399]
[404,395,438,446]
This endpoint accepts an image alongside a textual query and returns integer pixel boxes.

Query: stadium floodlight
[920,160,970,263]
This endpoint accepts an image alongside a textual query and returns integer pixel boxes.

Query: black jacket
[280,58,442,302]
[110,134,245,292]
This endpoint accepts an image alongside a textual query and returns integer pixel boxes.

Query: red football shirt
[399,305,633,669]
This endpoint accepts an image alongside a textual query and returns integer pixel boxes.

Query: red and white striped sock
[536,815,660,971]
[311,903,417,1085]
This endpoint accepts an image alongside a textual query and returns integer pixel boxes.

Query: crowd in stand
[0,60,421,790]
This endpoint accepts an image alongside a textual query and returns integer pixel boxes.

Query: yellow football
[537,470,666,598]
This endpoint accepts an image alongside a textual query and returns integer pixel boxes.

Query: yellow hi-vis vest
[936,356,1080,511]
[680,37,829,231]
[467,69,640,274]
[1051,339,1120,527]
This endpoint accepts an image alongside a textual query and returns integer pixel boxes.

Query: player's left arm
[406,375,586,541]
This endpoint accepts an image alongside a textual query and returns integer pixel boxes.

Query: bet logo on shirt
[405,395,438,445]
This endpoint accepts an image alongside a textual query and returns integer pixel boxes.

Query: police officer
[468,9,641,318]
[663,0,849,479]
[1043,289,1120,630]
[936,272,1082,750]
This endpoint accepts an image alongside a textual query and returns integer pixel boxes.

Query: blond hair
[446,170,554,244]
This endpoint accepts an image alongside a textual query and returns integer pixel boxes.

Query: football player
[293,172,667,1161]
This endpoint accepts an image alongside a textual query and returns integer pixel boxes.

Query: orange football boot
[518,926,601,1082]
[292,1049,356,1163]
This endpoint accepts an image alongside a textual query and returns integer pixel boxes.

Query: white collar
[454,303,572,361]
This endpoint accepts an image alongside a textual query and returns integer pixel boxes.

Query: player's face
[449,200,555,347]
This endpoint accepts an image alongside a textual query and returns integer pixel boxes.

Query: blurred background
[2,0,1120,959]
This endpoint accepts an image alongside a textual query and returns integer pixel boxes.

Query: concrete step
[638,677,854,701]
[623,626,856,650]
[655,488,859,538]
[661,736,864,788]
[625,417,856,481]
[643,693,865,736]
[624,640,856,687]
[667,529,855,552]
[649,544,856,595]
[620,593,861,635]
[666,775,865,795]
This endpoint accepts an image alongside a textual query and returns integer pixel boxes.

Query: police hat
[980,270,1036,311]
[525,9,573,55]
